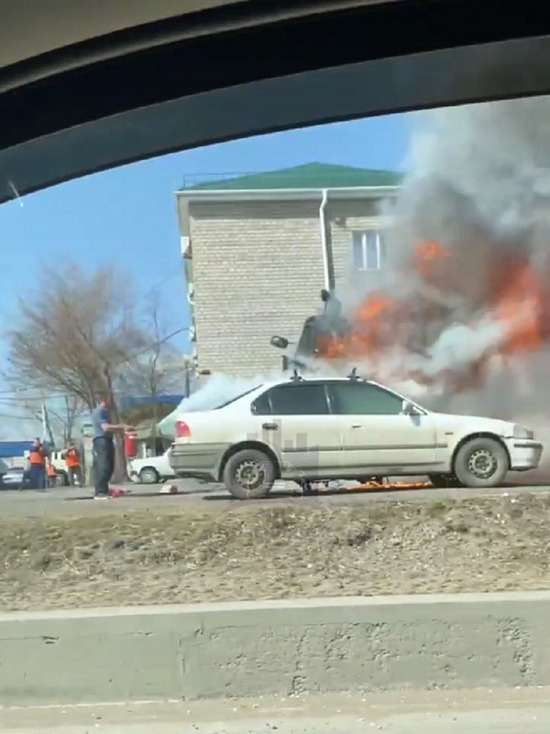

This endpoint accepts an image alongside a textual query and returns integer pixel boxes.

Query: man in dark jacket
[90,396,127,500]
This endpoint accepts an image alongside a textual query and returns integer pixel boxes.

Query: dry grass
[1,493,550,611]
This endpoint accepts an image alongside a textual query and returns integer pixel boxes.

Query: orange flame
[494,259,542,354]
[317,239,548,393]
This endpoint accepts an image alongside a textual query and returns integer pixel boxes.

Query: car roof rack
[290,369,304,382]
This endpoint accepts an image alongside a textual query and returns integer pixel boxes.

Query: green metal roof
[181,163,401,192]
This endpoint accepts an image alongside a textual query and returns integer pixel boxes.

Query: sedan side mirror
[270,335,289,349]
[401,399,415,415]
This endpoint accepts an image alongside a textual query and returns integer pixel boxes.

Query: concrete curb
[1,591,550,706]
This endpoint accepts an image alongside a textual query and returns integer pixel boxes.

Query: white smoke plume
[159,374,258,435]
[158,370,283,436]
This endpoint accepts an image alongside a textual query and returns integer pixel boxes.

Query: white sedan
[129,449,176,484]
[169,374,543,500]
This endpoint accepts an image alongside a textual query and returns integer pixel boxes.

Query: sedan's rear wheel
[223,449,276,500]
[453,437,509,488]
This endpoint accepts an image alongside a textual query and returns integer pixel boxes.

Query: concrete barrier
[1,591,550,706]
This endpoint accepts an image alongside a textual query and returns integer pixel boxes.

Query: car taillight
[175,420,191,438]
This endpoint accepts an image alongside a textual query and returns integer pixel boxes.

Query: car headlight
[512,424,534,440]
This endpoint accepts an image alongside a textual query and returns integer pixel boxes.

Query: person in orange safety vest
[64,444,82,486]
[28,437,47,490]
[46,461,57,488]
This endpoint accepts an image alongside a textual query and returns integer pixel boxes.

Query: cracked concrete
[1,592,550,706]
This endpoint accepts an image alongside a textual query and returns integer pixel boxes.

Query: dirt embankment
[1,493,549,611]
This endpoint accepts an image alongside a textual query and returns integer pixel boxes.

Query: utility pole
[41,403,55,448]
[64,395,72,444]
[41,403,46,442]
[184,358,191,397]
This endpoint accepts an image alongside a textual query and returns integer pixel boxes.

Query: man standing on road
[90,396,127,500]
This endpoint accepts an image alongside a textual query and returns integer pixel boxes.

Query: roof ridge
[181,162,401,192]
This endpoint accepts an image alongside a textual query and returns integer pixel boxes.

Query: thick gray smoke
[353,96,550,423]
[390,97,550,267]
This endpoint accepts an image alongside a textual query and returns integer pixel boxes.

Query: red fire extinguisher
[124,431,138,459]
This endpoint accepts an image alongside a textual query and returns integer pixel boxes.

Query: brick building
[175,163,400,378]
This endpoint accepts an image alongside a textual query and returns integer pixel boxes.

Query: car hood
[430,412,516,436]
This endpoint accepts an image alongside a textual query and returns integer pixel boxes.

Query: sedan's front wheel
[453,437,509,488]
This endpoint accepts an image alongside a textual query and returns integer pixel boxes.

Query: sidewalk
[1,689,549,733]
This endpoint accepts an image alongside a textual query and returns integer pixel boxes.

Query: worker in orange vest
[64,443,82,486]
[28,438,47,490]
[46,461,57,488]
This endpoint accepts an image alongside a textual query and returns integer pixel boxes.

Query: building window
[352,231,385,271]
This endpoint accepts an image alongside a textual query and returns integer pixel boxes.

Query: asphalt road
[1,688,549,733]
[1,472,550,518]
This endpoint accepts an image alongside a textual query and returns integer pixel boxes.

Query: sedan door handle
[262,422,279,430]
[351,424,363,429]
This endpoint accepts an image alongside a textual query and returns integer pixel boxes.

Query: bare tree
[7,264,149,480]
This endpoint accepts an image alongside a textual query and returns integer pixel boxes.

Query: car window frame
[251,381,332,416]
[326,380,427,417]
[375,382,428,415]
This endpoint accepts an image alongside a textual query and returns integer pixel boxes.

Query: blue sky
[0,112,411,438]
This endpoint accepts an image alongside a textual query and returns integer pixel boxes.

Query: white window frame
[352,230,384,272]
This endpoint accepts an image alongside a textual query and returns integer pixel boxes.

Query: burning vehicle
[270,289,349,372]
[271,237,550,408]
